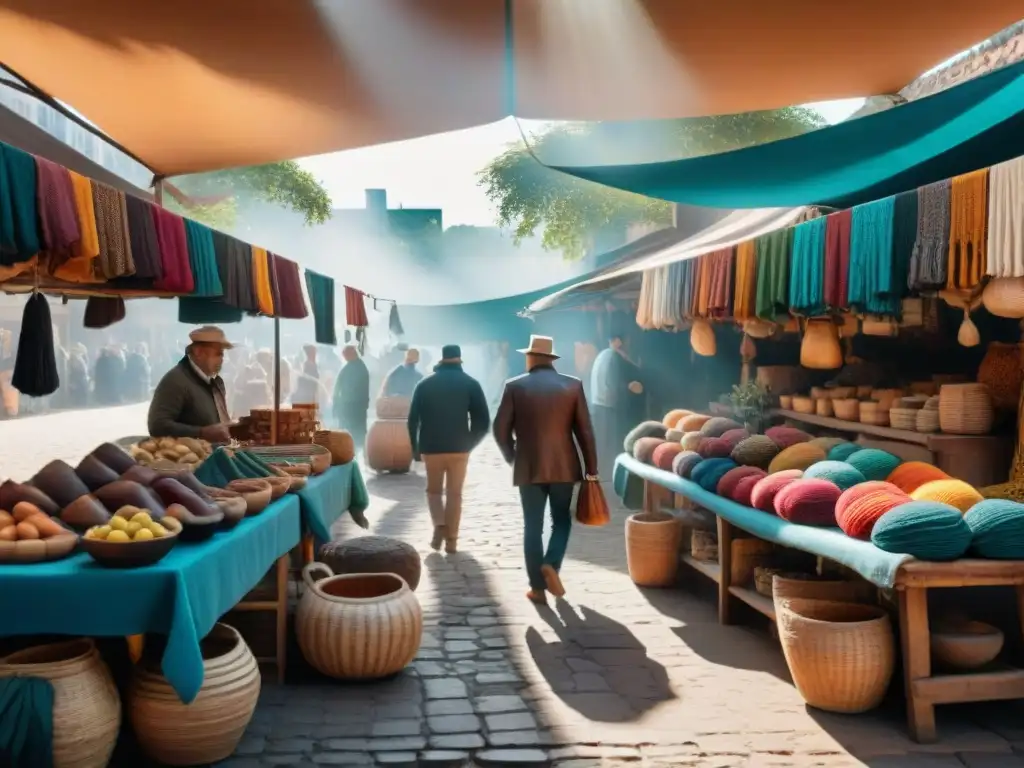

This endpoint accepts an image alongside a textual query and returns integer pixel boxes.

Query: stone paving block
[430,733,487,749]
[958,752,1024,767]
[474,747,551,767]
[427,698,476,717]
[418,749,471,767]
[486,712,539,732]
[266,738,316,754]
[486,730,550,747]
[425,678,469,700]
[373,752,419,767]
[371,719,422,737]
[428,714,483,734]
[475,695,528,714]
[308,753,374,766]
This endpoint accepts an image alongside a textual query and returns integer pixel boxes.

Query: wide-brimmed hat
[189,325,234,349]
[517,335,559,359]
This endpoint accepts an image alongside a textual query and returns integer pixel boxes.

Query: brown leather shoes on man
[540,564,565,597]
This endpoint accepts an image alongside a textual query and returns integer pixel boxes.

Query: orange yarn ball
[652,442,684,471]
[910,479,984,514]
[835,481,911,540]
[886,462,950,494]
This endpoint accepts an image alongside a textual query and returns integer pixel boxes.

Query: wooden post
[275,554,289,684]
[898,586,936,742]
[271,316,280,446]
[717,515,733,625]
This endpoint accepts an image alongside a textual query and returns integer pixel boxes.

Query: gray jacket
[147,357,225,437]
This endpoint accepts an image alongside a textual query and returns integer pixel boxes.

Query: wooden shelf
[680,553,722,583]
[728,585,776,621]
[771,409,1006,448]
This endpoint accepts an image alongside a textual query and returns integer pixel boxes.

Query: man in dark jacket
[407,344,490,554]
[332,345,370,450]
[493,335,598,604]
[148,326,233,441]
[382,348,423,398]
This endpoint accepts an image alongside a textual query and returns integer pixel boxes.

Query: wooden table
[644,479,1024,744]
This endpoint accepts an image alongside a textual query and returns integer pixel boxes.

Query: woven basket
[930,620,1004,670]
[731,537,775,586]
[801,320,842,370]
[131,623,260,766]
[888,407,918,431]
[779,395,793,410]
[792,396,815,414]
[366,420,414,473]
[815,398,834,417]
[939,383,994,435]
[246,444,332,475]
[772,574,875,610]
[810,387,830,399]
[625,511,683,587]
[775,597,895,713]
[916,408,940,433]
[0,639,121,768]
[833,399,859,421]
[313,429,356,465]
[754,566,787,597]
[691,320,716,357]
[827,386,856,400]
[858,401,888,426]
[981,276,1024,318]
[375,396,411,420]
[297,564,423,679]
[909,381,939,397]
[977,342,1024,412]
[691,530,718,561]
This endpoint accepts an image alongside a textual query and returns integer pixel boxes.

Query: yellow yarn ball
[663,409,692,428]
[681,432,703,452]
[910,478,984,514]
[768,443,827,474]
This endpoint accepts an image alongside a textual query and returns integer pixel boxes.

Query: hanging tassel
[389,303,404,337]
[12,293,59,397]
[83,296,126,329]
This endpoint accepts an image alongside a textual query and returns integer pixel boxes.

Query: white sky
[298,98,866,228]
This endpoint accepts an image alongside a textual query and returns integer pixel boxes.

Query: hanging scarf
[693,256,712,318]
[635,268,655,329]
[732,240,757,321]
[184,220,222,297]
[890,190,917,303]
[92,183,134,279]
[947,168,989,291]
[754,228,792,321]
[389,303,405,337]
[211,230,258,311]
[251,246,275,315]
[823,209,851,310]
[909,179,951,291]
[706,248,734,318]
[0,143,41,265]
[52,171,102,284]
[124,196,163,280]
[848,196,899,317]
[677,257,697,321]
[789,217,827,316]
[34,155,80,267]
[151,206,192,292]
[270,255,308,319]
[345,285,369,327]
[304,270,337,345]
[986,155,1024,277]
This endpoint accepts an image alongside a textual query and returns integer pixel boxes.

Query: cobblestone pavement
[5,407,1024,767]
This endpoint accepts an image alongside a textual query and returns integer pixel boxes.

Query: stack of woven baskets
[938,383,994,435]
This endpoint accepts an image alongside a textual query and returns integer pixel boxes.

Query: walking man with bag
[407,344,490,554]
[493,335,600,604]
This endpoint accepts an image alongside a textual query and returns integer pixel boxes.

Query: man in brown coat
[493,335,599,604]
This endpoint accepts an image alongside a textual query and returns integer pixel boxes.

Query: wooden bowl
[931,620,1004,670]
[266,476,292,500]
[0,532,79,564]
[161,503,224,542]
[215,497,247,527]
[226,480,273,515]
[80,527,179,568]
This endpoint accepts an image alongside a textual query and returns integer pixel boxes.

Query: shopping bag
[575,479,610,526]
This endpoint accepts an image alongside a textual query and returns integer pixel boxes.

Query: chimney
[365,189,387,212]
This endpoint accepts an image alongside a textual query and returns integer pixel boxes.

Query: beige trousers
[423,453,470,542]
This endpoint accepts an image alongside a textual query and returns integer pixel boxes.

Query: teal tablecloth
[295,463,370,542]
[614,454,913,588]
[0,495,301,703]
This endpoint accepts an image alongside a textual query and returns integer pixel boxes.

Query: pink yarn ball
[697,437,733,459]
[774,479,842,526]
[750,469,804,513]
[652,442,685,471]
[716,466,767,500]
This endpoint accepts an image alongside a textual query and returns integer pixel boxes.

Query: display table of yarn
[366,396,413,473]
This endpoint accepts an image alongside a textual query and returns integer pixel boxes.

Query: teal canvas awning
[548,60,1024,210]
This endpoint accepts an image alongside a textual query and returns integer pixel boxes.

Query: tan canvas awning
[0,0,1018,176]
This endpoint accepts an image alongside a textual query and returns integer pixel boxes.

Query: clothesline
[635,153,1024,331]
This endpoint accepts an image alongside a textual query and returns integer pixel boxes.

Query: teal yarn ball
[828,442,861,462]
[803,461,867,491]
[846,449,902,482]
[624,421,667,454]
[871,501,972,561]
[691,458,738,493]
[965,499,1024,559]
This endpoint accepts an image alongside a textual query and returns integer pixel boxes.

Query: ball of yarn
[691,458,738,493]
[827,442,861,461]
[717,466,767,500]
[699,417,743,438]
[765,426,812,449]
[845,449,902,482]
[803,460,867,491]
[632,437,664,464]
[808,437,848,454]
[834,482,911,540]
[665,428,684,443]
[871,501,973,560]
[965,499,1024,559]
[731,435,780,469]
[681,432,703,452]
[697,437,733,459]
[774,479,842,526]
[750,470,804,513]
[719,428,751,449]
[910,479,984,514]
[652,442,684,471]
[624,421,667,454]
[768,443,826,474]
[886,462,950,495]
[671,451,703,478]
[679,414,711,432]
[732,473,768,507]
[663,409,691,428]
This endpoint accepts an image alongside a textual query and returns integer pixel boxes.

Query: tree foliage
[479,108,826,259]
[169,160,332,229]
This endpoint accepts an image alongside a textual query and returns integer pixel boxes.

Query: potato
[28,514,64,539]
[180,452,199,464]
[134,449,156,465]
[0,525,15,541]
[140,439,159,453]
[15,521,39,539]
[158,438,176,450]
[156,449,182,461]
[172,444,191,458]
[0,511,13,529]
[12,501,43,523]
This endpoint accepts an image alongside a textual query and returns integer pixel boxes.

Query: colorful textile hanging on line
[345,285,369,327]
[304,270,336,345]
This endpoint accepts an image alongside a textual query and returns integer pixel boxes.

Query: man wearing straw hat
[147,326,234,442]
[493,335,599,604]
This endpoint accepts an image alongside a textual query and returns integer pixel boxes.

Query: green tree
[167,160,332,229]
[479,108,826,259]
